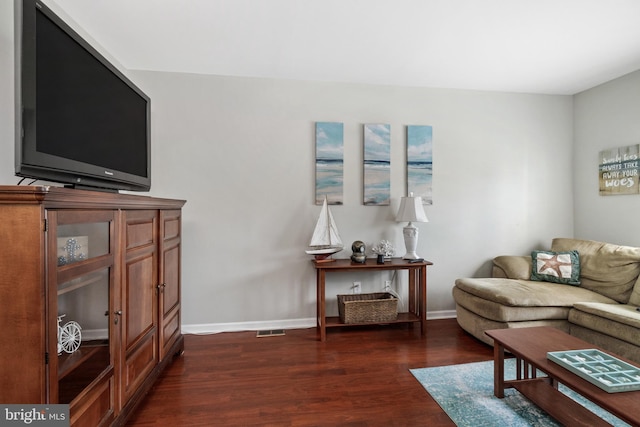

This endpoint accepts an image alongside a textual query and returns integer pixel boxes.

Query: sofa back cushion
[492,255,532,280]
[630,277,640,306]
[551,238,640,303]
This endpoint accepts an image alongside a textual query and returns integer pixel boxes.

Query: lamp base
[401,223,421,260]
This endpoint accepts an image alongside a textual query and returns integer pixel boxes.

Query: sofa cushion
[570,325,640,364]
[569,302,640,347]
[629,276,640,306]
[530,250,580,285]
[551,238,640,303]
[454,277,615,307]
[453,285,572,322]
[493,256,531,280]
[455,303,570,345]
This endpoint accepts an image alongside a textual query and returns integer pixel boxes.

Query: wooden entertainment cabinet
[0,186,186,426]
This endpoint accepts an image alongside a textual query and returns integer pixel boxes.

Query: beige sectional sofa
[452,238,640,363]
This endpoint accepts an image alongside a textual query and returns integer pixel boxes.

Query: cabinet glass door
[57,222,110,266]
[50,211,116,405]
[57,268,111,404]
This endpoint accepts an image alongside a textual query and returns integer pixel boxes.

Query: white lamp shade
[396,194,428,223]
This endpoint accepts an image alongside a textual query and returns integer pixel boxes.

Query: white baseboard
[181,310,457,335]
[182,318,316,335]
[428,309,457,320]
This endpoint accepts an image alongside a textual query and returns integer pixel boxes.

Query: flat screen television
[15,0,151,192]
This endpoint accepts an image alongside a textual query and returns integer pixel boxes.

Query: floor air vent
[256,329,285,337]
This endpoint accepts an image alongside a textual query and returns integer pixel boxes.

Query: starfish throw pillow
[531,250,581,285]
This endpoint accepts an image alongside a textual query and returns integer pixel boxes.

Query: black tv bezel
[15,0,151,192]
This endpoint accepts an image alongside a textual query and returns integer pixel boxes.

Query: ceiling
[52,0,640,95]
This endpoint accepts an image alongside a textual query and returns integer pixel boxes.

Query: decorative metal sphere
[352,240,365,253]
[350,240,366,263]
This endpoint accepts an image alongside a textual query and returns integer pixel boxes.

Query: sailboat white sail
[306,197,343,258]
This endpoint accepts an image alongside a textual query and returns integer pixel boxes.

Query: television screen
[15,0,151,192]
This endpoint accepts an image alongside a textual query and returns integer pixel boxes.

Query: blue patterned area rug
[410,359,629,427]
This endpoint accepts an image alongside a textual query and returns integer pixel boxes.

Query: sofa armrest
[492,255,532,279]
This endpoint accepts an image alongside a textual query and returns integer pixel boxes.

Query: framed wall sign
[599,144,640,196]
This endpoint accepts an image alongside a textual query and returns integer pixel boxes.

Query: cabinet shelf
[57,270,105,295]
[58,342,110,404]
[58,341,109,380]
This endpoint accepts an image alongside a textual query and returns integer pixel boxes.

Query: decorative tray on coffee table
[547,349,640,393]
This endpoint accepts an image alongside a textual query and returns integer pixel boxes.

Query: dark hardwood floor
[126,319,493,426]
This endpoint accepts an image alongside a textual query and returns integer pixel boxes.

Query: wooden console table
[312,258,432,341]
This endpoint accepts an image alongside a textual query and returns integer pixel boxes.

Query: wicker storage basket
[337,292,398,324]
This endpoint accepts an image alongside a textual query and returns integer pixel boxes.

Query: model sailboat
[306,197,343,261]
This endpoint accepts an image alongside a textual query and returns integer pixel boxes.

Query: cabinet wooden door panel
[160,245,180,359]
[125,221,155,250]
[161,310,180,355]
[159,210,181,360]
[162,246,180,318]
[124,254,156,348]
[69,370,115,427]
[162,215,180,240]
[121,211,158,403]
[123,332,156,399]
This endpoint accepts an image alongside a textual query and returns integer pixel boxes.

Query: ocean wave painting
[364,124,391,205]
[407,125,433,205]
[315,122,344,205]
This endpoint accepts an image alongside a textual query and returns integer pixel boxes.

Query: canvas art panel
[599,144,640,196]
[407,125,433,205]
[363,124,391,205]
[315,122,344,205]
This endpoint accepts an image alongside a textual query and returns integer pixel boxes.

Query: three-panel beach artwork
[407,125,433,205]
[315,122,344,205]
[364,124,391,205]
[315,122,433,206]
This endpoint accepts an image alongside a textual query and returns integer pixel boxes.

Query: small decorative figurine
[57,314,82,355]
[371,240,395,261]
[350,240,366,263]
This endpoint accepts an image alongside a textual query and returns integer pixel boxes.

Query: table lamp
[395,192,428,260]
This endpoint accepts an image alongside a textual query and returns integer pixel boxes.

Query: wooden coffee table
[485,327,640,427]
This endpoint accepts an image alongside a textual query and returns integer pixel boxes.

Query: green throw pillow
[531,250,581,285]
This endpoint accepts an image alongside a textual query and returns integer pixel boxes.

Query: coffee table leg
[493,342,505,398]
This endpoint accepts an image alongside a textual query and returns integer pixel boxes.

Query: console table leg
[493,343,506,398]
[419,265,427,336]
[317,269,326,342]
[408,270,416,315]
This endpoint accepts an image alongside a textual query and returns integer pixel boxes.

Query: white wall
[573,70,640,246]
[0,1,17,186]
[132,70,574,330]
[1,1,576,332]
